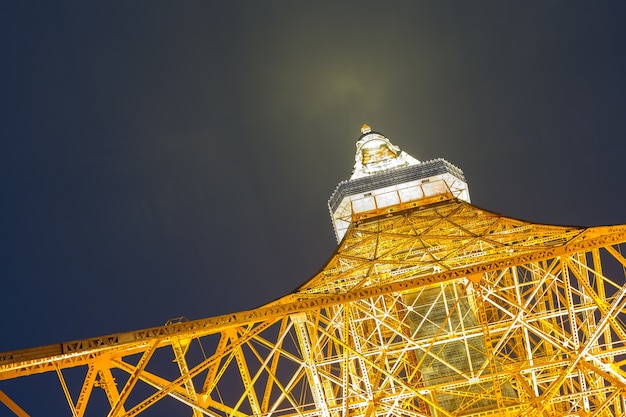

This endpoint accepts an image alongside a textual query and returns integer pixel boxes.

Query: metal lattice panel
[328,159,466,213]
[1,199,626,416]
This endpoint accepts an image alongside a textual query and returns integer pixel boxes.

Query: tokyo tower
[1,125,626,416]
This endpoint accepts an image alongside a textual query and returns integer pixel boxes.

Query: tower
[2,126,626,416]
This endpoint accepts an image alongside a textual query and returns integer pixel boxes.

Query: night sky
[1,2,626,414]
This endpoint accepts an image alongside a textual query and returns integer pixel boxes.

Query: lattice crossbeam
[1,200,626,416]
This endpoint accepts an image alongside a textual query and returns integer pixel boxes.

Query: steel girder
[1,199,626,416]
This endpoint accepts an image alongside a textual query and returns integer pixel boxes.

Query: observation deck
[329,124,470,242]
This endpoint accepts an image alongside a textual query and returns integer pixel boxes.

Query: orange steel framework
[2,133,626,417]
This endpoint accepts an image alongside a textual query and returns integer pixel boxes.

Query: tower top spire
[351,125,420,179]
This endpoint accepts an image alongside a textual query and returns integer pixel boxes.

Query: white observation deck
[328,124,471,242]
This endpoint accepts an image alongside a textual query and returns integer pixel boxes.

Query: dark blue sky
[1,2,626,415]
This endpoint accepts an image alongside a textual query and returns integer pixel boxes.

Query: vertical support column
[108,341,159,417]
[98,367,124,415]
[342,305,350,417]
[233,341,262,416]
[514,265,539,398]
[75,364,98,417]
[346,308,374,402]
[200,331,230,405]
[470,273,504,412]
[172,338,203,417]
[592,249,612,348]
[55,366,78,417]
[292,313,331,417]
[562,257,580,349]
[395,297,430,415]
[261,318,289,413]
[562,257,589,413]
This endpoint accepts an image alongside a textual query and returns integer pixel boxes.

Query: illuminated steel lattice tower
[2,125,626,416]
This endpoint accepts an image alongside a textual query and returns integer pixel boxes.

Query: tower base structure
[1,126,626,416]
[1,198,626,416]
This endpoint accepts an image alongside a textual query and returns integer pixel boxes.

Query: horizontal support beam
[1,224,625,380]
